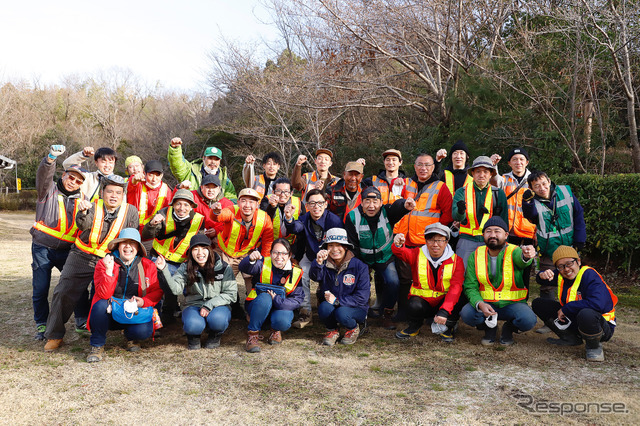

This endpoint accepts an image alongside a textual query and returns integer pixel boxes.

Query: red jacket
[392,244,464,314]
[190,189,233,234]
[88,256,163,330]
[127,180,173,232]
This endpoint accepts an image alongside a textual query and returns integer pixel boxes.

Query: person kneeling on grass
[87,228,163,363]
[532,246,617,362]
[239,238,304,353]
[310,228,371,346]
[156,234,237,350]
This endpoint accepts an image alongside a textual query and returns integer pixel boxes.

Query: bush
[0,190,37,211]
[557,174,640,271]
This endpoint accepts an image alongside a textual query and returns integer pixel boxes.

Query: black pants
[407,294,467,328]
[531,298,614,341]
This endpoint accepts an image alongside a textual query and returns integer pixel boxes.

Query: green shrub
[0,190,37,211]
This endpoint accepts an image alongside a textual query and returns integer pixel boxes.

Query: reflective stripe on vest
[351,207,393,264]
[503,176,535,238]
[460,184,493,237]
[371,176,391,204]
[217,206,267,257]
[410,249,455,300]
[393,180,443,245]
[444,170,472,195]
[302,171,336,203]
[152,208,204,263]
[272,197,301,243]
[534,185,574,240]
[246,257,303,301]
[138,183,170,226]
[558,266,617,322]
[75,200,129,257]
[475,244,527,302]
[33,194,81,243]
[253,175,267,198]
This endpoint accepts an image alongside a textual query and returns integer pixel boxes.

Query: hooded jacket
[310,251,371,312]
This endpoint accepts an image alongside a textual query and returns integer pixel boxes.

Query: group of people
[30,138,616,362]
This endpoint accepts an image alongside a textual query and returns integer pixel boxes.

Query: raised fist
[211,202,222,215]
[404,197,416,211]
[170,137,182,148]
[522,189,534,201]
[178,180,191,190]
[296,155,307,166]
[521,244,536,260]
[150,214,164,226]
[394,233,406,247]
[457,200,466,215]
[314,180,324,191]
[490,154,502,165]
[356,158,366,166]
[316,249,329,264]
[249,250,262,261]
[49,145,66,159]
[78,200,93,212]
[245,155,256,164]
[82,147,95,158]
[102,254,115,276]
[436,149,447,162]
[268,194,278,207]
[284,203,296,220]
[155,255,166,271]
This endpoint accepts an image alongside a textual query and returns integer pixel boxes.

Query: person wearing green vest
[460,217,538,346]
[167,137,237,202]
[345,186,415,329]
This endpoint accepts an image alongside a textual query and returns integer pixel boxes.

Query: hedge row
[557,174,640,270]
[0,190,37,211]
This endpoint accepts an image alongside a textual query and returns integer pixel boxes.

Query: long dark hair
[186,244,217,285]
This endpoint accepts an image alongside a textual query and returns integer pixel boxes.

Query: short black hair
[305,188,326,202]
[262,152,283,166]
[94,147,118,162]
[274,177,292,188]
[272,238,292,255]
[527,170,550,187]
[414,153,434,163]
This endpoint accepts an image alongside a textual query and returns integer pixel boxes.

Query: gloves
[456,200,466,215]
[48,145,66,160]
[523,189,534,201]
[479,206,490,215]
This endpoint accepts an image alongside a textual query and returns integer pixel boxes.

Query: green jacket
[464,244,532,309]
[161,255,237,311]
[452,182,508,242]
[167,145,237,201]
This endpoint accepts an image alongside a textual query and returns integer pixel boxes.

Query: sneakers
[34,325,46,341]
[395,324,421,340]
[440,329,455,343]
[187,335,201,350]
[75,322,90,336]
[322,330,340,346]
[126,340,141,352]
[205,332,223,349]
[246,330,262,353]
[340,324,360,345]
[481,326,497,346]
[382,308,396,330]
[44,338,63,352]
[292,308,312,329]
[267,330,282,345]
[86,346,104,363]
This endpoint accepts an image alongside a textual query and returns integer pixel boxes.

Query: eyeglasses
[415,162,434,168]
[65,174,84,184]
[307,201,326,208]
[272,251,289,258]
[274,190,291,195]
[557,259,577,271]
[426,238,447,244]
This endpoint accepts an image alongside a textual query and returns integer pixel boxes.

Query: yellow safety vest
[75,200,129,257]
[444,170,472,195]
[246,257,303,301]
[152,207,204,263]
[33,194,81,243]
[558,266,617,322]
[138,183,170,226]
[475,244,528,302]
[217,206,268,257]
[272,197,301,243]
[410,249,456,300]
[460,183,493,237]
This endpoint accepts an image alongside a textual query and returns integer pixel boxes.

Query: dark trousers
[407,294,467,328]
[395,259,413,319]
[89,299,154,347]
[531,298,614,341]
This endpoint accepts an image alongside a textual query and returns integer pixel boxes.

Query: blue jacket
[310,251,371,312]
[284,210,344,259]
[239,256,304,311]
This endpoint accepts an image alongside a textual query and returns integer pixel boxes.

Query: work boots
[382,308,396,330]
[580,329,605,362]
[187,335,201,350]
[500,321,518,346]
[544,320,583,346]
[246,330,262,353]
[440,320,458,343]
[480,324,497,346]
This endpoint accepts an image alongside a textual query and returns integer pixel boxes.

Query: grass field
[1,211,639,425]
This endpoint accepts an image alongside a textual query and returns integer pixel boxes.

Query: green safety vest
[533,185,575,257]
[349,207,393,265]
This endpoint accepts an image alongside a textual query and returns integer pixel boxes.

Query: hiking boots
[480,325,497,346]
[246,330,262,353]
[44,338,63,352]
[34,325,46,341]
[382,308,396,330]
[187,335,201,350]
[440,321,458,343]
[267,330,282,345]
[500,321,517,346]
[126,340,141,352]
[205,332,223,349]
[340,324,360,345]
[581,329,605,362]
[322,330,340,346]
[292,308,312,329]
[395,323,421,340]
[86,346,104,363]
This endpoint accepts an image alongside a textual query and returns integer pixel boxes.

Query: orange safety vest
[475,244,528,302]
[152,207,204,263]
[444,170,473,195]
[33,195,81,243]
[138,183,170,227]
[252,175,269,198]
[302,171,336,202]
[409,249,457,300]
[503,175,536,239]
[370,175,391,204]
[272,196,301,243]
[558,266,617,322]
[217,206,268,257]
[75,200,129,257]
[460,183,493,237]
[393,180,444,246]
[245,257,303,301]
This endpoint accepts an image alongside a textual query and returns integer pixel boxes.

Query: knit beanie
[125,155,143,170]
[552,245,579,265]
[507,147,530,161]
[450,140,470,157]
[482,216,509,233]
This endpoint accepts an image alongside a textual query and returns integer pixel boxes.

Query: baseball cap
[315,148,333,158]
[344,161,364,174]
[382,149,402,160]
[204,147,222,159]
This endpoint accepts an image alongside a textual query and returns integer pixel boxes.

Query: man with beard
[460,217,537,346]
[327,161,367,223]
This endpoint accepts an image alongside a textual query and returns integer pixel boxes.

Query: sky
[0,0,279,92]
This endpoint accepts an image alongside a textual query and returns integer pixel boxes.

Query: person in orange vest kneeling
[460,217,538,346]
[392,223,466,342]
[240,239,304,353]
[532,246,617,362]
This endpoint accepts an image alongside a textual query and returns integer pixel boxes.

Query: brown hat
[315,148,333,158]
[172,189,197,208]
[238,188,261,201]
[552,245,579,265]
[382,149,402,160]
[344,161,363,174]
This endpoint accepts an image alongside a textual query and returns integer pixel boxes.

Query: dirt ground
[1,211,639,425]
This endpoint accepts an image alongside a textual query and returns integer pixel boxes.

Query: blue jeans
[89,299,153,347]
[247,292,294,332]
[181,305,231,335]
[31,242,90,326]
[318,301,367,330]
[372,261,399,310]
[299,254,313,312]
[460,302,537,332]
